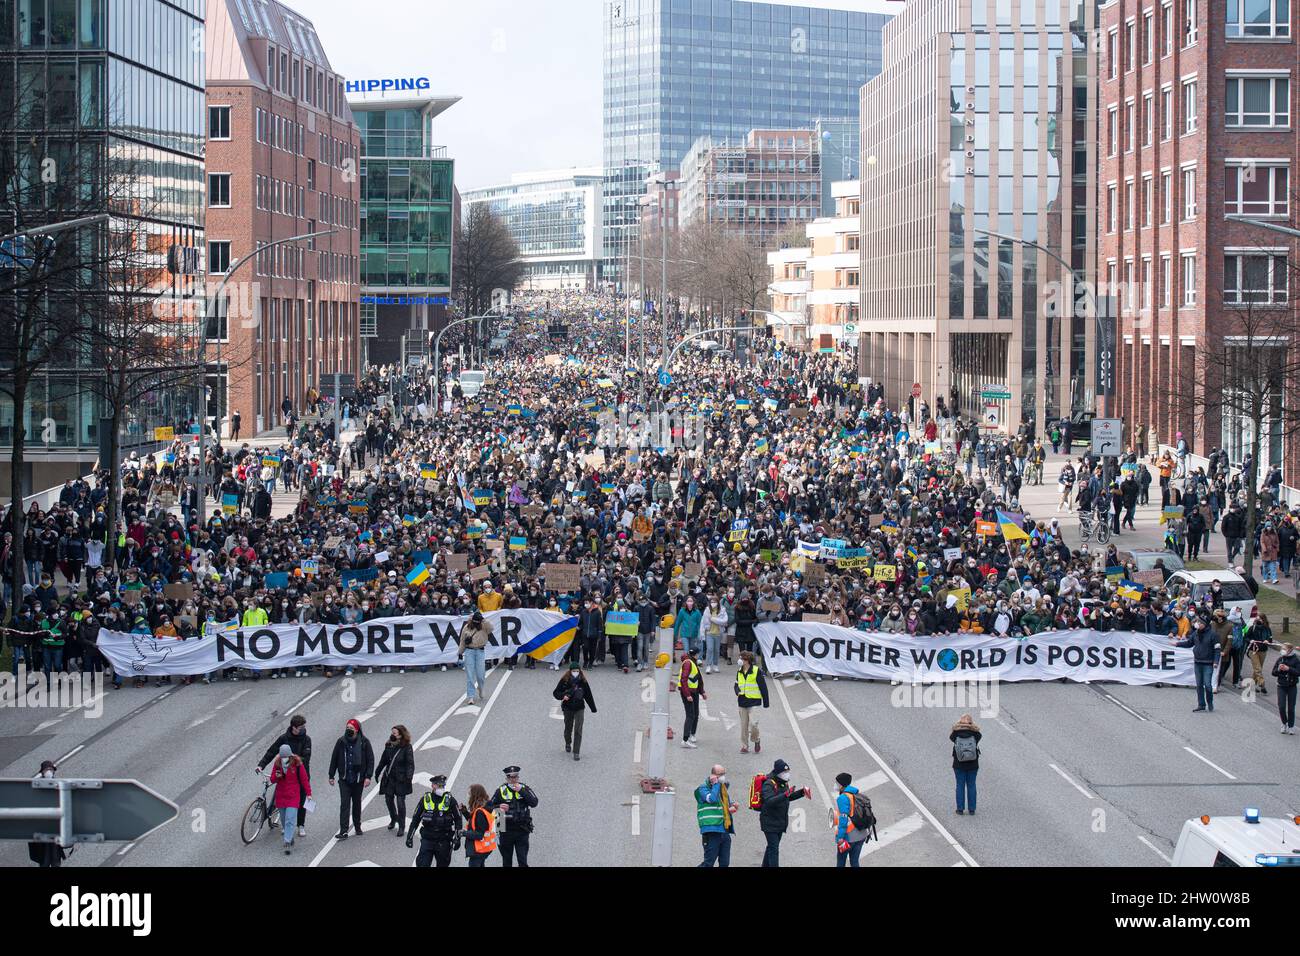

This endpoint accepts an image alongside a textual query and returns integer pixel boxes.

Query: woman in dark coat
[733,594,758,655]
[375,724,415,836]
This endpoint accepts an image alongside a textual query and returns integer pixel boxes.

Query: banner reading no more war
[754,622,1196,686]
[97,610,578,676]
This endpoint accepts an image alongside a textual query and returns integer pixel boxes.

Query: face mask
[346,729,356,738]
[40,769,54,779]
[390,733,398,741]
[570,671,580,679]
[778,771,791,782]
[717,775,728,785]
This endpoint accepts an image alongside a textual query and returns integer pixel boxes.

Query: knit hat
[835,772,853,789]
[278,744,293,760]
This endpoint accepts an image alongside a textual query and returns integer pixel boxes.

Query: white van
[1171,810,1300,866]
[1164,570,1257,620]
[458,370,488,398]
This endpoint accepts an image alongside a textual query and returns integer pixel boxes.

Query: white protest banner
[943,548,962,563]
[754,622,1195,686]
[96,610,580,676]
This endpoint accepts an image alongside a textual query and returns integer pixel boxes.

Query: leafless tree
[454,204,525,316]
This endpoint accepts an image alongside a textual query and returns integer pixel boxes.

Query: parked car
[1165,569,1257,620]
[1117,549,1186,575]
[1067,411,1096,446]
[458,370,488,398]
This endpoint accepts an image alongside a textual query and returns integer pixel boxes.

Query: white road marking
[347,860,380,867]
[309,687,475,869]
[116,842,136,856]
[549,702,564,721]
[445,670,513,790]
[355,685,403,722]
[771,678,835,813]
[861,812,926,855]
[850,770,890,793]
[34,720,62,732]
[1137,834,1172,864]
[1102,693,1148,721]
[631,795,641,836]
[54,745,84,764]
[803,680,979,867]
[810,734,855,761]
[455,704,481,717]
[795,702,827,720]
[781,677,803,687]
[633,730,643,765]
[420,736,464,752]
[1048,763,1095,800]
[288,689,322,711]
[1183,746,1238,781]
[209,741,253,776]
[189,688,251,728]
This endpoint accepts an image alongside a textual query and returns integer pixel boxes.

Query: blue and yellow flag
[754,437,769,454]
[509,536,528,552]
[402,514,416,527]
[1116,579,1146,601]
[516,616,580,663]
[406,563,430,586]
[996,510,1030,542]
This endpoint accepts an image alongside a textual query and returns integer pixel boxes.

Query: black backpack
[847,792,877,840]
[567,678,585,706]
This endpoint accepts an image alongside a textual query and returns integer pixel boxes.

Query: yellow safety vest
[422,792,451,813]
[685,659,701,690]
[736,666,762,701]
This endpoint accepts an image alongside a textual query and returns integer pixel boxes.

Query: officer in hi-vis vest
[406,774,461,868]
[494,765,539,867]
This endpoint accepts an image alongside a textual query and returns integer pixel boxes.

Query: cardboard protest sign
[163,582,194,601]
[444,553,469,573]
[542,563,582,591]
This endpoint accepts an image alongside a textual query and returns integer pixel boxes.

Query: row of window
[1106,162,1290,235]
[264,38,349,121]
[1107,251,1288,314]
[206,239,358,284]
[1109,0,1289,75]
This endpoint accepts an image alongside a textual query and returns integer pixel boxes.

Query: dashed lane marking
[1137,834,1172,864]
[208,741,253,776]
[795,702,827,721]
[1183,746,1238,781]
[1049,763,1096,800]
[810,734,855,761]
[861,812,926,856]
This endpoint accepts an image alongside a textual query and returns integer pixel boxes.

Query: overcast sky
[299,0,905,191]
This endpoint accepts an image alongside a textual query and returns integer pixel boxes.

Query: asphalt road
[0,450,1294,867]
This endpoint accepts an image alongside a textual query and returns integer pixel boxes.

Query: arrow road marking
[420,736,464,752]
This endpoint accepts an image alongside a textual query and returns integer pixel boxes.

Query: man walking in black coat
[328,718,374,839]
[257,714,312,838]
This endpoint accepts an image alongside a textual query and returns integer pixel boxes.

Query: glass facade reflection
[355,105,454,291]
[0,0,206,469]
[602,0,889,284]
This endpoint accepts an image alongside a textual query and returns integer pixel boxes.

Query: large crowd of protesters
[1,289,1296,720]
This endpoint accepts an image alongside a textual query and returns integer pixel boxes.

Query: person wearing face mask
[695,764,738,867]
[257,714,313,839]
[457,611,492,705]
[406,773,462,867]
[327,718,374,840]
[734,650,768,754]
[28,761,68,867]
[374,725,415,836]
[494,766,539,867]
[553,664,597,761]
[758,758,810,867]
[269,744,311,856]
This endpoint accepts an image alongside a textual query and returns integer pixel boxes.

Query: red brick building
[205,0,361,435]
[1100,0,1299,472]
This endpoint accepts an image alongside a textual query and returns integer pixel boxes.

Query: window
[208,173,230,208]
[1226,0,1290,38]
[1108,106,1119,156]
[1142,174,1154,227]
[1108,29,1119,77]
[1182,79,1197,133]
[1226,162,1290,216]
[1161,86,1173,139]
[1125,19,1136,72]
[1182,165,1198,219]
[1125,259,1136,312]
[1182,0,1197,47]
[1225,252,1289,304]
[1142,257,1152,311]
[208,241,231,275]
[1181,252,1197,306]
[1160,254,1172,308]
[1162,2,1174,55]
[1126,100,1137,151]
[209,105,230,140]
[1144,11,1155,62]
[1142,93,1154,147]
[1225,75,1290,128]
[1107,184,1118,232]
[1162,170,1173,223]
[1125,179,1136,229]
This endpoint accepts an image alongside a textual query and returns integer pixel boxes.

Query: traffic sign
[982,404,1001,429]
[1091,418,1123,456]
[911,383,922,399]
[658,370,672,387]
[0,778,179,844]
[980,383,1013,401]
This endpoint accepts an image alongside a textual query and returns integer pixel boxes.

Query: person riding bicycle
[256,714,312,840]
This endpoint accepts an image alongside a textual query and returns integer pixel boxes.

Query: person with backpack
[833,772,875,868]
[695,764,738,868]
[756,758,811,867]
[553,664,597,761]
[950,714,981,815]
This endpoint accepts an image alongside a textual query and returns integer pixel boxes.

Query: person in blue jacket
[833,772,870,868]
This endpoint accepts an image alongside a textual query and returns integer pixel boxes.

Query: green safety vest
[736,666,761,700]
[695,782,730,830]
[685,659,701,690]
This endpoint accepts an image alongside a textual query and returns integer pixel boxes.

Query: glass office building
[0,0,206,491]
[602,0,889,284]
[351,95,456,365]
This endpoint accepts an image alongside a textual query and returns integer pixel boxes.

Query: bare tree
[1170,254,1300,577]
[454,204,525,316]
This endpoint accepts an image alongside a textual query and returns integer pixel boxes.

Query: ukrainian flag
[764,397,779,411]
[403,514,416,527]
[420,463,438,479]
[508,404,523,416]
[509,536,528,551]
[736,398,752,411]
[406,563,430,586]
[604,611,639,637]
[1117,579,1146,601]
[796,539,821,559]
[996,510,1030,542]
[600,483,616,494]
[516,616,580,662]
[754,438,769,454]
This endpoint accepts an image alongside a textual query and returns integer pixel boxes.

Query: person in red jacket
[270,744,311,856]
[679,647,705,748]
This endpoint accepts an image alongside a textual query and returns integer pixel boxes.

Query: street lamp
[0,213,111,247]
[1234,217,1300,241]
[431,314,497,416]
[198,228,337,527]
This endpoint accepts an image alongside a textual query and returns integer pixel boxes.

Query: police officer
[405,774,461,868]
[494,765,539,867]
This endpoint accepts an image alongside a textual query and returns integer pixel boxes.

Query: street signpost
[911,383,922,399]
[0,778,178,845]
[982,404,1001,429]
[980,383,1013,401]
[1091,418,1124,457]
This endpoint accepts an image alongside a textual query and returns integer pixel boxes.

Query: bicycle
[241,771,282,845]
[1078,508,1112,545]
